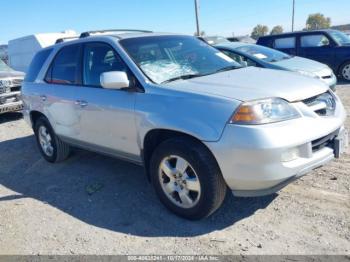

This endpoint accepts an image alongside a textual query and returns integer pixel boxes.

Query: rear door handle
[75,100,88,108]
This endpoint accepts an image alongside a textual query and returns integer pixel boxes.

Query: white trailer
[8,30,77,72]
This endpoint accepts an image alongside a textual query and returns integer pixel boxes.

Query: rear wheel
[149,137,227,220]
[34,117,70,163]
[340,61,350,81]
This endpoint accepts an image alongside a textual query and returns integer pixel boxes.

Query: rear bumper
[205,99,346,197]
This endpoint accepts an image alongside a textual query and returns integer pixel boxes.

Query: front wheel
[340,61,350,81]
[149,137,227,220]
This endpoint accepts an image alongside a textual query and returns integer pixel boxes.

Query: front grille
[302,91,336,116]
[322,75,332,79]
[311,130,338,152]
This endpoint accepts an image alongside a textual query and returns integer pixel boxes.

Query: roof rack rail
[80,29,153,38]
[55,36,79,44]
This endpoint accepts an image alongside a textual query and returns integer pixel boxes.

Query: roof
[259,29,338,39]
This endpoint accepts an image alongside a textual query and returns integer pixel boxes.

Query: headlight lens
[297,70,320,79]
[230,98,301,125]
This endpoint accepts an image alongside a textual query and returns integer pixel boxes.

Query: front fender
[134,86,239,147]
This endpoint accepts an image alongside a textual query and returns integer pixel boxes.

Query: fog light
[281,147,300,162]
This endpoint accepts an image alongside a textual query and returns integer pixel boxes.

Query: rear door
[42,44,83,140]
[297,33,335,68]
[272,36,297,56]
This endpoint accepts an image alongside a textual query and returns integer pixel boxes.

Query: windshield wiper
[162,74,204,84]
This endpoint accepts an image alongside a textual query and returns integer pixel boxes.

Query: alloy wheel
[38,126,54,157]
[342,64,350,80]
[158,155,201,209]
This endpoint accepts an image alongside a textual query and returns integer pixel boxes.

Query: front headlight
[230,98,301,125]
[297,70,320,79]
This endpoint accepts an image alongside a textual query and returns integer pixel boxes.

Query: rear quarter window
[24,49,53,82]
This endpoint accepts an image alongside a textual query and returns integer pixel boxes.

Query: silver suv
[22,30,348,219]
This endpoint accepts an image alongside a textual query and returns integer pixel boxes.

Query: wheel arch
[142,128,221,181]
[29,110,47,128]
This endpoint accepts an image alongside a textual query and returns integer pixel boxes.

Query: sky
[1,0,350,44]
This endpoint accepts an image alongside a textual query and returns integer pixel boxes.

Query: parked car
[22,30,348,219]
[0,59,25,114]
[227,35,256,44]
[215,42,337,90]
[257,30,350,81]
[198,36,231,45]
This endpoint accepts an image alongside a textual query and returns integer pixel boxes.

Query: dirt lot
[0,84,349,255]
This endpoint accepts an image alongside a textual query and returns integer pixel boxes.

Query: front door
[73,42,140,161]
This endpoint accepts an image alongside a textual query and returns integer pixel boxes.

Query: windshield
[120,35,241,84]
[236,44,291,63]
[329,31,350,45]
[0,59,12,71]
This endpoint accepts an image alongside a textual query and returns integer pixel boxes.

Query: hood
[163,67,329,102]
[272,56,330,74]
[0,70,25,79]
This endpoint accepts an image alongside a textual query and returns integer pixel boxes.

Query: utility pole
[194,0,200,36]
[292,0,295,32]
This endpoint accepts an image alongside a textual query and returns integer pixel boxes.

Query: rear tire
[149,137,227,220]
[34,116,70,163]
[339,61,350,81]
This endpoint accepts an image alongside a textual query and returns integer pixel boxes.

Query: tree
[305,13,331,30]
[270,25,284,35]
[251,24,269,40]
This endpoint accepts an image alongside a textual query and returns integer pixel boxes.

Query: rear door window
[25,49,53,82]
[300,34,330,47]
[274,37,296,49]
[45,44,81,85]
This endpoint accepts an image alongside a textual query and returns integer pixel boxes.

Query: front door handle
[40,95,47,102]
[75,100,88,108]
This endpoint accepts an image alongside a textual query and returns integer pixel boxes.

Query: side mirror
[100,71,129,90]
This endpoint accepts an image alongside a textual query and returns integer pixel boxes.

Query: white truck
[8,30,77,72]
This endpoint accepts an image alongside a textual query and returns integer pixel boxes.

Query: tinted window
[46,45,81,85]
[274,37,296,49]
[25,49,52,82]
[301,35,330,47]
[83,42,129,87]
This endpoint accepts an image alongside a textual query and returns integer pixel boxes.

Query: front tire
[34,116,70,163]
[150,137,227,220]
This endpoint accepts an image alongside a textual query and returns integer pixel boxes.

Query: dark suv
[257,30,350,81]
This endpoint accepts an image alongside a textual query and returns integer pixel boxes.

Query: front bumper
[205,97,347,197]
[0,91,23,114]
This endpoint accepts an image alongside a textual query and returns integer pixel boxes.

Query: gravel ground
[0,83,349,255]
